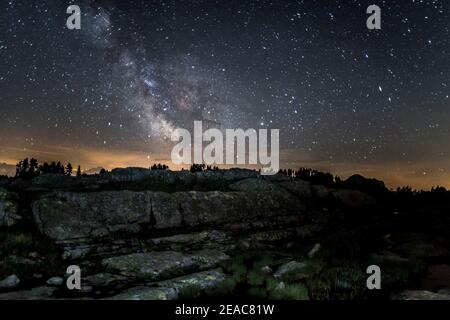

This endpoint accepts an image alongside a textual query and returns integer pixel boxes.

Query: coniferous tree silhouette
[15,158,40,179]
[29,158,39,178]
[190,163,205,172]
[66,163,73,176]
[150,163,169,170]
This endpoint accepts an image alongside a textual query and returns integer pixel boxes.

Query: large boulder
[32,189,305,245]
[0,274,20,289]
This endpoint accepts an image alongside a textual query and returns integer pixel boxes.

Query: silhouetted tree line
[396,185,447,195]
[15,158,82,179]
[150,163,169,170]
[395,185,448,201]
[190,164,219,172]
[279,167,341,187]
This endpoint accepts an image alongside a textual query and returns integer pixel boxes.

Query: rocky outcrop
[2,168,449,301]
[31,189,306,259]
[108,167,259,184]
[152,268,226,293]
[84,273,129,289]
[29,176,383,262]
[273,261,308,281]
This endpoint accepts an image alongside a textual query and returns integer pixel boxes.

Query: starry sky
[0,0,449,189]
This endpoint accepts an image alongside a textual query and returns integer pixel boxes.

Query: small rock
[0,189,20,227]
[0,274,20,289]
[28,252,40,259]
[274,261,308,282]
[237,240,250,250]
[46,277,64,287]
[79,285,93,293]
[308,243,321,258]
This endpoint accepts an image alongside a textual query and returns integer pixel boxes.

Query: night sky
[0,0,449,189]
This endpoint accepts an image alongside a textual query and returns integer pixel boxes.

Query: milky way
[0,0,449,189]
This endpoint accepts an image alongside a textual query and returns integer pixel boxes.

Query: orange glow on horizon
[1,145,449,190]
